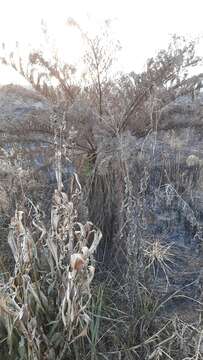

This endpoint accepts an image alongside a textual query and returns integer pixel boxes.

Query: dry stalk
[0,116,102,359]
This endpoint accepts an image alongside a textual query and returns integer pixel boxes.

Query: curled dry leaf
[70,253,86,271]
[81,246,90,259]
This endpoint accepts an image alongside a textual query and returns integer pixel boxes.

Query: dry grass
[144,239,174,288]
[1,33,203,359]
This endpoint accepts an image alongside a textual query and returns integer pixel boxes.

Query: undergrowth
[0,26,203,360]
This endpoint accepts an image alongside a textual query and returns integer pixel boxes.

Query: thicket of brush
[0,21,203,359]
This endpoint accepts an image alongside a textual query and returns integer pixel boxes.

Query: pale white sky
[0,0,203,85]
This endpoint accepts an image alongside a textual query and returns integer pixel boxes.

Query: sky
[0,0,203,85]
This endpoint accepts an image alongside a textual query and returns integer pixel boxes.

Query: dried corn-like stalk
[0,140,102,359]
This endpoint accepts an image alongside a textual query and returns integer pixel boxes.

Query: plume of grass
[144,239,174,289]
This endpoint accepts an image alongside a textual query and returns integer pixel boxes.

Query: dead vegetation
[0,124,102,359]
[0,22,203,359]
